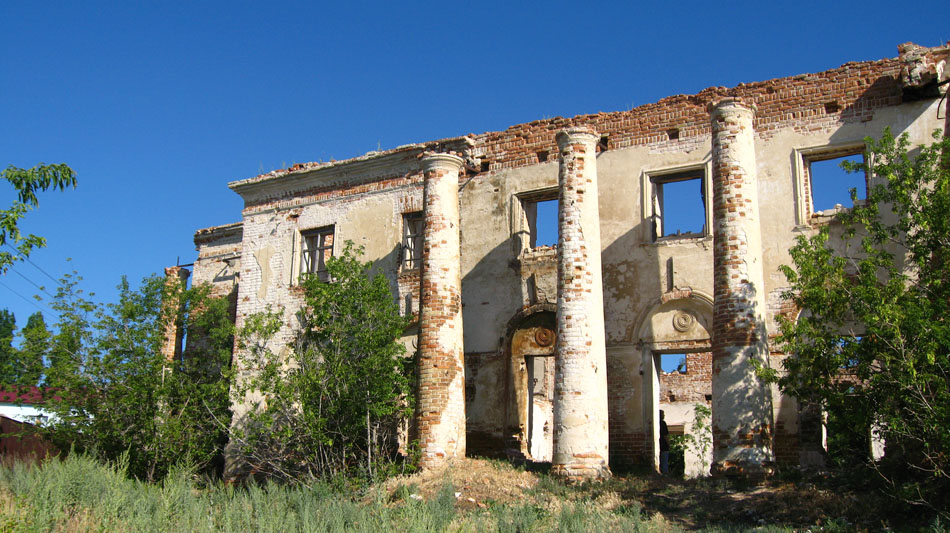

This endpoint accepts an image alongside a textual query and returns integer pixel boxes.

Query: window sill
[645,234,711,247]
[809,201,865,226]
[520,246,557,260]
[398,268,421,280]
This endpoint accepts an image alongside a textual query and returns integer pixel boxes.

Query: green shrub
[231,242,413,484]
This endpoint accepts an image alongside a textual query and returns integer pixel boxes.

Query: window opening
[301,226,334,281]
[524,197,559,249]
[650,169,706,241]
[808,153,865,215]
[659,353,687,374]
[402,212,424,270]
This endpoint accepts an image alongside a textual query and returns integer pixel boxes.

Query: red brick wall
[474,58,904,173]
[658,352,713,404]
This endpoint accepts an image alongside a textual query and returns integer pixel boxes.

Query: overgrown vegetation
[230,242,414,484]
[6,453,947,532]
[5,455,648,532]
[770,129,950,516]
[33,272,236,482]
[668,405,712,479]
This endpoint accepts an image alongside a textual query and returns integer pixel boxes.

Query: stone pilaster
[709,98,775,477]
[415,152,466,468]
[160,266,190,364]
[551,127,610,480]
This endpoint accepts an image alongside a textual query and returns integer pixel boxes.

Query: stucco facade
[184,42,949,478]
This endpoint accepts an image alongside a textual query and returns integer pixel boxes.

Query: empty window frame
[402,212,424,270]
[658,353,687,374]
[301,226,334,281]
[803,149,866,217]
[795,144,867,223]
[648,167,707,241]
[516,189,560,250]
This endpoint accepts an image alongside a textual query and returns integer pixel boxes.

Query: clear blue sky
[1,1,946,333]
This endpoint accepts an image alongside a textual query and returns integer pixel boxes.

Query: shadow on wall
[600,165,715,470]
[458,224,552,458]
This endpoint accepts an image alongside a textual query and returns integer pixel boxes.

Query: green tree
[42,274,235,481]
[773,129,950,515]
[232,242,413,483]
[1,163,76,272]
[0,310,52,387]
[43,271,95,388]
[0,310,16,384]
[13,312,48,386]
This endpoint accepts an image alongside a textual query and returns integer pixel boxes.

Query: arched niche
[635,288,714,476]
[635,288,713,347]
[501,304,556,462]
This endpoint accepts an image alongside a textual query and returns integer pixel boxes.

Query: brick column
[415,152,466,468]
[160,266,190,364]
[709,98,775,477]
[552,127,610,480]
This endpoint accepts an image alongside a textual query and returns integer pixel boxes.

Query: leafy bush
[39,273,235,481]
[231,242,413,483]
[773,129,950,516]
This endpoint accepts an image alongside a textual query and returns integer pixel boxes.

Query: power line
[0,278,49,314]
[7,267,56,299]
[4,243,65,287]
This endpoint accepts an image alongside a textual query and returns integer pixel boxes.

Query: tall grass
[0,454,661,532]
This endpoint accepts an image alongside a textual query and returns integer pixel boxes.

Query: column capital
[556,126,599,150]
[709,97,757,119]
[421,152,464,173]
[164,266,190,281]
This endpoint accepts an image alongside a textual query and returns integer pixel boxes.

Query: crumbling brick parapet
[898,41,950,89]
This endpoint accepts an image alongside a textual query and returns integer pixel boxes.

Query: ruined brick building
[178,42,949,479]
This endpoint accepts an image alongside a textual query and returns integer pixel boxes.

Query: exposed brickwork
[606,351,648,469]
[230,48,946,216]
[608,430,648,471]
[766,286,799,337]
[463,351,509,458]
[396,269,421,319]
[472,57,910,174]
[552,128,610,480]
[244,172,423,214]
[191,222,242,325]
[660,288,695,305]
[203,43,948,478]
[231,139,472,214]
[160,266,190,363]
[415,152,466,469]
[773,419,801,466]
[709,99,776,477]
[658,352,713,404]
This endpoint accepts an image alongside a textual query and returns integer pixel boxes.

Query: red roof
[0,386,45,405]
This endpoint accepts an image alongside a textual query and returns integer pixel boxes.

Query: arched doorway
[635,289,714,476]
[503,307,556,462]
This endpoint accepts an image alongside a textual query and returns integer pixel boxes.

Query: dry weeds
[381,458,540,509]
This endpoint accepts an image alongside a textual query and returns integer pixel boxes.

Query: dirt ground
[380,458,923,530]
[381,458,541,510]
